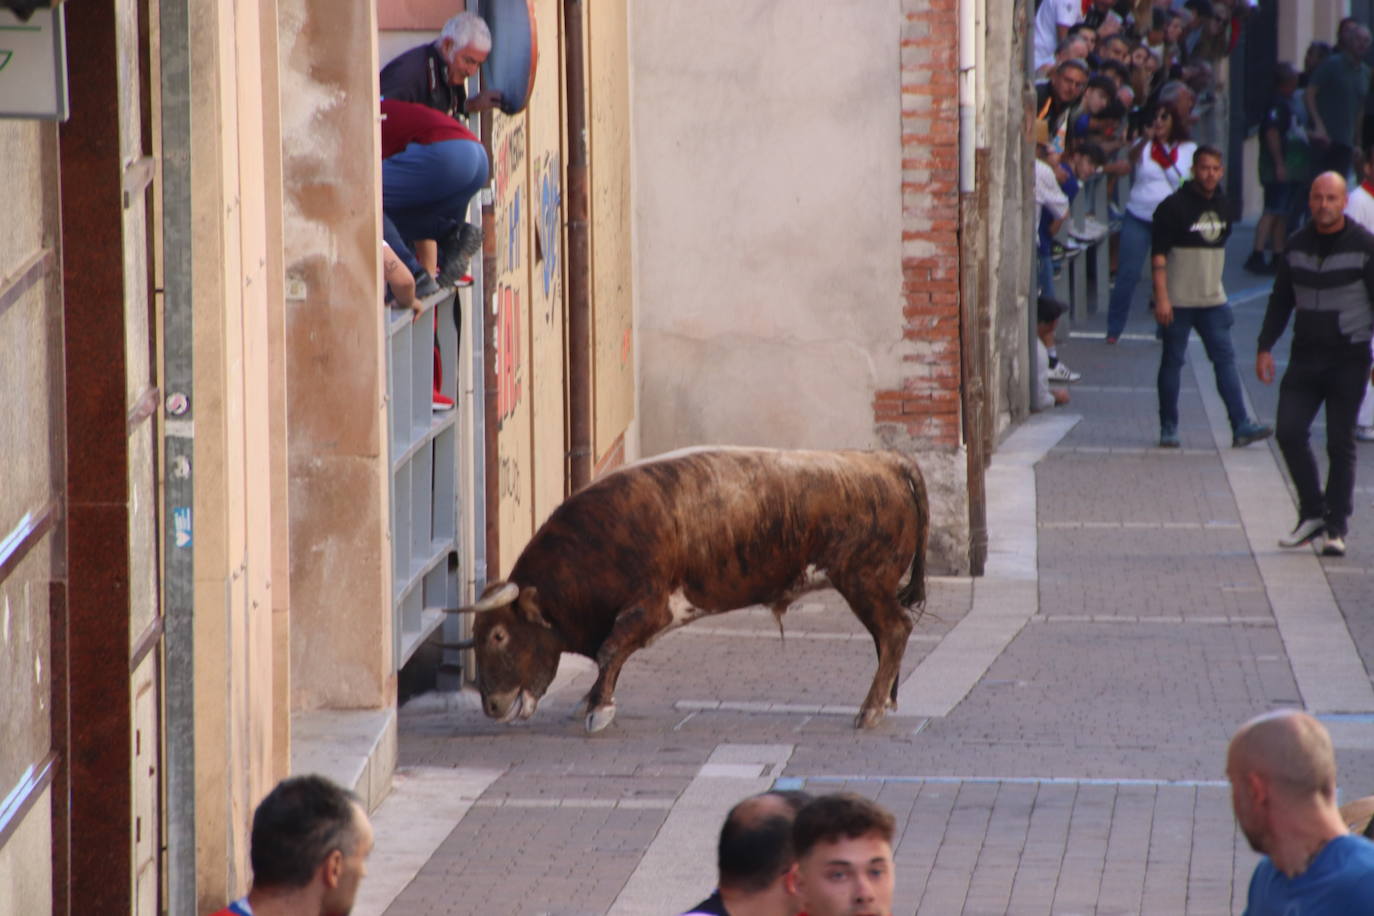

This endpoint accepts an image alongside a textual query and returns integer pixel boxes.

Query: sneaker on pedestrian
[1047,361,1082,383]
[437,222,484,287]
[1232,420,1273,448]
[1070,216,1109,243]
[1159,426,1180,448]
[432,390,455,411]
[1321,531,1347,557]
[1357,425,1374,442]
[1278,517,1325,548]
[413,271,441,299]
[1242,251,1270,274]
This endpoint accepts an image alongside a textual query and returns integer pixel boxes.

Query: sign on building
[0,5,69,120]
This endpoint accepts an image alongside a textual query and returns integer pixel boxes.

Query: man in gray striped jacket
[1257,171,1374,557]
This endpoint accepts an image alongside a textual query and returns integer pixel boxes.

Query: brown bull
[450,447,929,732]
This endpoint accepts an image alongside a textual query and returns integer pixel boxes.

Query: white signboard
[0,5,69,121]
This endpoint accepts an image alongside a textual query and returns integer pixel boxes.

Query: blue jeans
[1037,252,1056,299]
[1107,212,1152,339]
[1157,304,1248,432]
[382,139,489,267]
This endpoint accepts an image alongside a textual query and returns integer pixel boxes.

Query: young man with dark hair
[1150,144,1272,449]
[211,774,375,916]
[786,794,897,916]
[683,790,812,916]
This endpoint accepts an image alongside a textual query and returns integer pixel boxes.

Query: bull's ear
[446,581,519,614]
[516,586,552,629]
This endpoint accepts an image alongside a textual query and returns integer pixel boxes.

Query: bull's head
[449,582,563,723]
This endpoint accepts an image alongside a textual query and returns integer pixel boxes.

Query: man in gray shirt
[1305,21,1370,181]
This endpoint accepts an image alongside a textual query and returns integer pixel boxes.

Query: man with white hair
[380,10,503,121]
[379,11,497,289]
[1226,710,1374,913]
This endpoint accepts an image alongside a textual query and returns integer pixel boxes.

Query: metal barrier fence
[386,289,466,669]
[1051,171,1116,321]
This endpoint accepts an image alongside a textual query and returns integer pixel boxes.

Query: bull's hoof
[586,703,617,733]
[855,706,886,729]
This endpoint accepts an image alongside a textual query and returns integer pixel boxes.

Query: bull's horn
[445,582,520,614]
[437,639,475,651]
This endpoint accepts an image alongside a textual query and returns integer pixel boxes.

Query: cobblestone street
[356,230,1374,916]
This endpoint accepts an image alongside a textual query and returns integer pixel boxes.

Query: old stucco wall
[278,0,393,712]
[632,0,906,453]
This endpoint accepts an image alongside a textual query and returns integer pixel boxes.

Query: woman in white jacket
[1105,102,1196,343]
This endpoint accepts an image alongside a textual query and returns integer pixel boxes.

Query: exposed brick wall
[874,0,963,449]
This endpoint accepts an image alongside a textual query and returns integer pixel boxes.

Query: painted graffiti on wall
[495,283,524,427]
[498,453,521,506]
[493,120,527,198]
[495,122,527,277]
[535,152,561,307]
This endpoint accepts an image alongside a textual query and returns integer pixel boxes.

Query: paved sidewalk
[355,228,1374,916]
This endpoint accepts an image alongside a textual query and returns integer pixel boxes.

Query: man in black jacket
[1152,145,1272,449]
[1257,171,1374,556]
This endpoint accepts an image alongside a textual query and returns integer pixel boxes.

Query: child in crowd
[1034,297,1072,411]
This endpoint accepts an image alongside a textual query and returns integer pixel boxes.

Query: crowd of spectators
[1032,0,1251,383]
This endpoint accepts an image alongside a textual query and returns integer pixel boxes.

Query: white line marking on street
[674,626,939,642]
[1032,614,1275,626]
[797,774,1232,788]
[1039,521,1242,530]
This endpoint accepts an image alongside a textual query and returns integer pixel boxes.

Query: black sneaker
[1278,517,1325,548]
[414,271,442,299]
[437,222,484,287]
[1242,252,1269,274]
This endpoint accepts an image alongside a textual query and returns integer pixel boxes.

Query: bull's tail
[895,457,929,611]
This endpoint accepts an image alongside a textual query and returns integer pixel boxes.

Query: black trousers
[1275,348,1373,535]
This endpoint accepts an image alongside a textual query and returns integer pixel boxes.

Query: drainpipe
[564,0,592,492]
[957,0,988,575]
[481,107,500,581]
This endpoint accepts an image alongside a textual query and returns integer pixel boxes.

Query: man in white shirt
[1034,0,1083,74]
[1344,152,1374,441]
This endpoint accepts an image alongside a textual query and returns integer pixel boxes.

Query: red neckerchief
[1150,140,1179,171]
[1361,179,1374,198]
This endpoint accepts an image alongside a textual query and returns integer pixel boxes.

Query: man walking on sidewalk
[1227,710,1374,913]
[1152,145,1272,449]
[1257,171,1374,557]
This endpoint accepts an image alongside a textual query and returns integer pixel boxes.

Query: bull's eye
[491,626,507,646]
